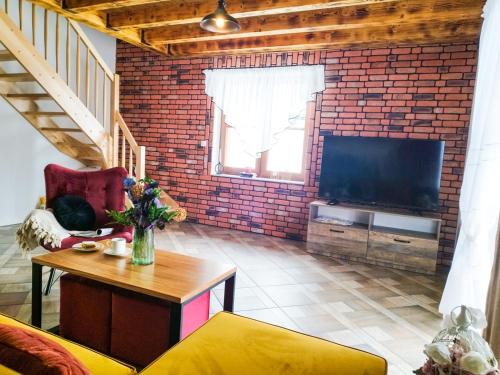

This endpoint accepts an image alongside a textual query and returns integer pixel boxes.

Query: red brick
[117,41,477,266]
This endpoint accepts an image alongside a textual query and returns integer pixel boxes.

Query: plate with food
[72,241,103,252]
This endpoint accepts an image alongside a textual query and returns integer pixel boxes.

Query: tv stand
[306,201,441,274]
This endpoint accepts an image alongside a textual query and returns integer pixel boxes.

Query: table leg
[32,263,43,328]
[223,274,236,312]
[169,303,183,346]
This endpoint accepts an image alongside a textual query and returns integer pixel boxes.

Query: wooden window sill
[211,173,305,186]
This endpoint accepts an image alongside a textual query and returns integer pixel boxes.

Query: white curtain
[204,65,325,156]
[439,0,500,314]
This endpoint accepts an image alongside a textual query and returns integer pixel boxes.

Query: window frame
[213,102,313,183]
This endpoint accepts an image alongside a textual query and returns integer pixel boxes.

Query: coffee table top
[32,241,236,304]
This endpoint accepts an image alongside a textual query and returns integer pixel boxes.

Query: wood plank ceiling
[31,0,484,57]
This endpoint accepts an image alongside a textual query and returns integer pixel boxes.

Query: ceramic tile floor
[0,222,448,374]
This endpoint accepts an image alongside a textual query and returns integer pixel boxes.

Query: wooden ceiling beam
[143,0,482,45]
[164,19,481,57]
[62,0,162,13]
[107,0,401,29]
[30,0,484,58]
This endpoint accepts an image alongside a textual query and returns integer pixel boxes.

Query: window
[214,103,312,182]
[205,65,325,183]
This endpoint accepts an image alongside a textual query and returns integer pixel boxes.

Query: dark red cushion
[44,164,128,228]
[59,274,111,354]
[0,323,90,375]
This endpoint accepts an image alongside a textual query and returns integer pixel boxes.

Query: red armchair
[43,164,133,294]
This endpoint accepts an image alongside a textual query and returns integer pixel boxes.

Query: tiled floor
[0,222,448,374]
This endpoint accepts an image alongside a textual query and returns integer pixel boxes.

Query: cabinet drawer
[307,222,368,257]
[367,231,438,272]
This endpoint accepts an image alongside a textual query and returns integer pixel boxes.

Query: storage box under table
[60,274,210,367]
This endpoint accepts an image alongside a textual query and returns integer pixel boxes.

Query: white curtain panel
[440,0,500,314]
[204,65,325,156]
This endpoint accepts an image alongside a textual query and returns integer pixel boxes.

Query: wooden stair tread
[40,127,83,132]
[0,13,129,170]
[23,111,67,117]
[6,93,51,99]
[0,73,34,82]
[0,50,16,61]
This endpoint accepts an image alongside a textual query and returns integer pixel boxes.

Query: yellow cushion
[0,364,21,374]
[0,313,136,375]
[141,312,387,375]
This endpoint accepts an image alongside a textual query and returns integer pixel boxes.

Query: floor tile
[238,308,299,331]
[0,222,447,374]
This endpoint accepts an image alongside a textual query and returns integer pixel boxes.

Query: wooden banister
[117,113,139,150]
[1,0,145,175]
[69,20,113,79]
[115,112,146,180]
[110,74,120,165]
[1,2,116,128]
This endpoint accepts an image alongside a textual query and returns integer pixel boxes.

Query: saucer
[103,248,131,257]
[72,242,103,252]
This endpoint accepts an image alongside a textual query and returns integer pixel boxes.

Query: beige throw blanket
[16,209,70,255]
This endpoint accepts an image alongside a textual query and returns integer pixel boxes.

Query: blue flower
[153,198,162,208]
[144,188,155,198]
[123,178,136,189]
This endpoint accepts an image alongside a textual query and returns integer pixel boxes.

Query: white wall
[82,25,116,71]
[0,22,116,226]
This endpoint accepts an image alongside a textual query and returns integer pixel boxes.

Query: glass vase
[132,227,155,265]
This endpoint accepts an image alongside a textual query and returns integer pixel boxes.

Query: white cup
[111,238,126,254]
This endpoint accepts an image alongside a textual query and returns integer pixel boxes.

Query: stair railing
[1,0,116,131]
[115,111,146,180]
[1,0,145,174]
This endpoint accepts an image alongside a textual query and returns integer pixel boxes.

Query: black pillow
[53,195,96,231]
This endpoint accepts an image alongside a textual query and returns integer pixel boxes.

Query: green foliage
[106,208,135,227]
[106,177,183,230]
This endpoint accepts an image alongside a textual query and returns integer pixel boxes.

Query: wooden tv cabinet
[306,201,441,274]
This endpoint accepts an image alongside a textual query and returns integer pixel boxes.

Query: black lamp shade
[200,1,240,33]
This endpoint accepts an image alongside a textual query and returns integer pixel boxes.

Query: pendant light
[200,0,240,34]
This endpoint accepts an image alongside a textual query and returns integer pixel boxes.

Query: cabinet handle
[330,229,345,234]
[394,238,411,244]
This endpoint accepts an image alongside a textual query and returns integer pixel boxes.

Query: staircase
[0,0,145,178]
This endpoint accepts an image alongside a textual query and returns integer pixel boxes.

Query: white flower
[460,351,496,375]
[425,343,452,366]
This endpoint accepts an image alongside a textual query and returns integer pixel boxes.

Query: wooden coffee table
[31,243,236,345]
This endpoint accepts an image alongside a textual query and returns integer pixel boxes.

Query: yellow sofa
[0,313,136,375]
[0,364,20,374]
[142,312,388,375]
[0,312,387,375]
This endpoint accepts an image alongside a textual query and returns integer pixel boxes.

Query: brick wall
[116,41,477,266]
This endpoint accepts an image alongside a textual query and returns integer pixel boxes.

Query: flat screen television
[319,136,445,211]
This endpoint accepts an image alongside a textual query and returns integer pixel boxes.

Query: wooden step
[6,93,51,99]
[23,111,67,117]
[0,73,35,82]
[40,127,82,132]
[0,50,16,62]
